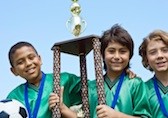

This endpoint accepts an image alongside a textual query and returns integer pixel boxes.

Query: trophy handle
[66,19,72,33]
[81,19,87,33]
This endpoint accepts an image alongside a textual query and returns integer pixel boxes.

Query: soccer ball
[0,99,28,118]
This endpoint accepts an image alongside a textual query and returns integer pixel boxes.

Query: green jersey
[7,72,81,118]
[89,74,151,118]
[146,78,168,118]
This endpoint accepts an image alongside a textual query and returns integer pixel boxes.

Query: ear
[38,55,42,65]
[10,67,19,76]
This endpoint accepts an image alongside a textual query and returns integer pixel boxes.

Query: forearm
[60,104,77,118]
[116,111,140,118]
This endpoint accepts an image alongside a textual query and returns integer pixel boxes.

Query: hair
[8,41,38,67]
[100,24,134,71]
[139,30,168,71]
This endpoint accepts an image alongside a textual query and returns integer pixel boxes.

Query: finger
[60,86,64,103]
[97,110,106,118]
[49,93,59,101]
[97,113,106,118]
[96,104,104,111]
[126,69,130,73]
[49,93,60,109]
[49,102,56,109]
[96,105,104,115]
[129,71,134,78]
[126,69,136,78]
[96,105,102,111]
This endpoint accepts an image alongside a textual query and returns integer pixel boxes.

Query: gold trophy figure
[66,0,86,37]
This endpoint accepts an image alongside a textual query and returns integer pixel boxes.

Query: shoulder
[124,75,144,85]
[45,72,81,85]
[60,72,80,80]
[123,75,146,92]
[88,80,97,88]
[60,72,79,77]
[145,78,154,91]
[45,72,79,78]
[60,72,81,86]
[145,78,153,86]
[8,83,25,94]
[7,83,25,99]
[45,73,53,79]
[45,72,80,80]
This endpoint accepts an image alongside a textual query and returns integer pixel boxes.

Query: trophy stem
[52,46,61,118]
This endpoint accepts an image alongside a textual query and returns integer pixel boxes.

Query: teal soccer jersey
[88,74,151,118]
[7,72,81,118]
[146,78,168,118]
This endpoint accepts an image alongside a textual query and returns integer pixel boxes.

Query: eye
[28,54,36,60]
[108,49,115,54]
[148,50,157,55]
[162,47,168,53]
[16,60,24,65]
[119,49,128,54]
[120,50,127,54]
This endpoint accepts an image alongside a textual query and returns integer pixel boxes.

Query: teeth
[157,62,165,64]
[112,62,121,64]
[27,68,34,73]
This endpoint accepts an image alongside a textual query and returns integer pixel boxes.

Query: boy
[7,41,81,118]
[88,24,151,118]
[139,30,168,118]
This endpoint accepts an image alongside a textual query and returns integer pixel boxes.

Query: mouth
[25,67,36,74]
[111,62,123,67]
[156,61,166,67]
[112,62,122,64]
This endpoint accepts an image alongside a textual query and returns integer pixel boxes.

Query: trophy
[66,0,87,37]
[51,1,105,118]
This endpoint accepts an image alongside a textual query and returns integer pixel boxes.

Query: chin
[111,69,123,73]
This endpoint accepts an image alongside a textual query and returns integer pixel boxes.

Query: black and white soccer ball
[0,99,28,118]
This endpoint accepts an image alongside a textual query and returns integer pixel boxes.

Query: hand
[49,87,79,118]
[49,87,64,110]
[126,69,136,79]
[96,104,119,118]
[97,105,140,118]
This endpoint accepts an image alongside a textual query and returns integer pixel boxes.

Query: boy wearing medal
[7,41,82,118]
[88,24,151,118]
[139,30,168,118]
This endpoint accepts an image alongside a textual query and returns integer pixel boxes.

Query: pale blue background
[0,0,168,100]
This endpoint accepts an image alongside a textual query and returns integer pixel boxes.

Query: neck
[155,71,168,87]
[30,72,43,87]
[107,71,123,81]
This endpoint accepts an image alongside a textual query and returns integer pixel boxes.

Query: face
[104,41,130,75]
[146,40,168,73]
[11,46,42,85]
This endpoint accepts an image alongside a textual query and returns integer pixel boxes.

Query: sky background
[0,0,168,100]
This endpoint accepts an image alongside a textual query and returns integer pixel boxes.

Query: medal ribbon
[24,72,46,118]
[153,75,168,117]
[111,71,125,109]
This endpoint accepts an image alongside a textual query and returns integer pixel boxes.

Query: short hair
[100,24,134,71]
[139,30,168,71]
[8,41,38,67]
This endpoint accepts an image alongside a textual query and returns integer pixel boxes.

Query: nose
[157,50,164,59]
[25,59,32,66]
[114,52,120,60]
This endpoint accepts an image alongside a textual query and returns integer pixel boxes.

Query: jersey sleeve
[131,78,152,118]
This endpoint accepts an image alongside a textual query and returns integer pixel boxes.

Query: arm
[49,87,77,118]
[95,78,151,118]
[59,103,77,118]
[96,105,140,118]
[131,79,152,118]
